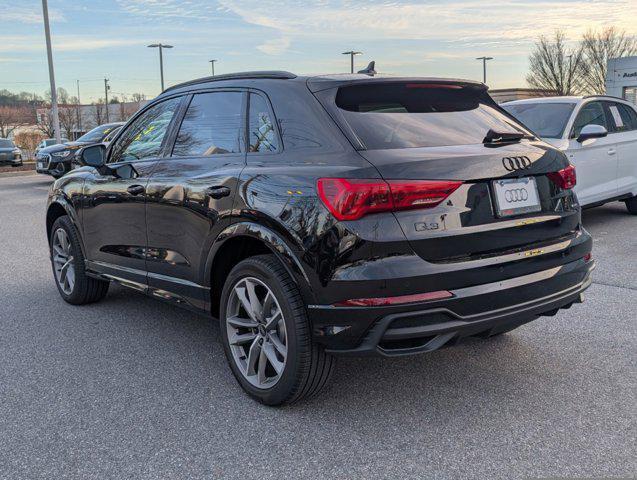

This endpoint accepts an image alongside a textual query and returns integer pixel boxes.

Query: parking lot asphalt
[0,173,635,479]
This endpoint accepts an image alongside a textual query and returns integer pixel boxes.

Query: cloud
[0,35,142,53]
[0,4,65,24]
[257,37,291,55]
[217,0,635,45]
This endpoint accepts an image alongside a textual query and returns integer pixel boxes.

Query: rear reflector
[548,164,576,190]
[333,290,453,307]
[584,252,592,262]
[317,178,462,221]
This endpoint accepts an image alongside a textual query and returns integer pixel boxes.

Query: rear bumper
[309,256,595,356]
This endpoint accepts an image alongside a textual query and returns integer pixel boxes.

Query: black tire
[219,254,335,406]
[625,196,637,215]
[50,215,109,305]
[51,162,67,179]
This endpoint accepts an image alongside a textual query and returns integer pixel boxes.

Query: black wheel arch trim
[46,194,87,259]
[206,221,317,305]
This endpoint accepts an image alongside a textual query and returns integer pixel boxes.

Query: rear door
[567,100,617,205]
[610,102,637,197]
[144,90,246,309]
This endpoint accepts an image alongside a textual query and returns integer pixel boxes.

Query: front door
[145,90,246,309]
[81,96,183,290]
[568,100,618,205]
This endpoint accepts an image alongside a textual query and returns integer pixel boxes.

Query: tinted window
[572,102,608,138]
[172,92,243,157]
[334,83,529,150]
[616,103,637,131]
[78,124,117,143]
[0,139,14,148]
[248,93,278,152]
[109,98,180,163]
[503,102,575,138]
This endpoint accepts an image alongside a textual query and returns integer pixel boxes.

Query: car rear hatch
[311,78,580,263]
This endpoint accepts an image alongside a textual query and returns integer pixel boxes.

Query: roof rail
[164,71,297,92]
[582,94,627,101]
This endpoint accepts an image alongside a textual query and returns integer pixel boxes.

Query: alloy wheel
[52,228,75,295]
[225,277,287,389]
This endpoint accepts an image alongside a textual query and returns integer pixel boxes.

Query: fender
[46,191,87,260]
[205,221,317,304]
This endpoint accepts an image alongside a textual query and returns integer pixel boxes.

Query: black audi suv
[46,71,594,405]
[36,122,123,178]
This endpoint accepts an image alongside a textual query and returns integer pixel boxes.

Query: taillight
[317,178,462,221]
[548,164,576,190]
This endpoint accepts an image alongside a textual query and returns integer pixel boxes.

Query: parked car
[35,138,69,155]
[503,96,637,214]
[46,71,594,405]
[0,138,23,167]
[36,123,124,178]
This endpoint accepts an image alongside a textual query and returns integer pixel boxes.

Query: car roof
[162,70,487,96]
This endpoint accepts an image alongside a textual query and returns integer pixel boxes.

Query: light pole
[209,59,217,76]
[476,56,493,84]
[148,43,173,91]
[41,0,61,143]
[342,51,362,74]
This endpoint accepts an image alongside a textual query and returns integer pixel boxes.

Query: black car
[0,138,23,167]
[36,123,123,178]
[46,71,594,405]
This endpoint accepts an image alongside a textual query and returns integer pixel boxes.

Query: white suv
[503,96,637,214]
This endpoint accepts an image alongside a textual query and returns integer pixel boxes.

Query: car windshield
[503,102,575,139]
[0,139,14,148]
[77,125,116,143]
[334,83,530,150]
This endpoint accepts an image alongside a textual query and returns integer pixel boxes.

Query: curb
[0,171,39,178]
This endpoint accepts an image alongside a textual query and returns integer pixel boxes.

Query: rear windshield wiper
[482,129,529,144]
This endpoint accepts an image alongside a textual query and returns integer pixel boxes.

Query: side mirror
[77,144,106,168]
[577,124,607,143]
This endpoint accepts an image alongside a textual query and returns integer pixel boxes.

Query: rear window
[503,102,575,138]
[0,139,14,148]
[334,83,528,150]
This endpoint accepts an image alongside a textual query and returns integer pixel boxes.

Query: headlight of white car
[51,150,71,158]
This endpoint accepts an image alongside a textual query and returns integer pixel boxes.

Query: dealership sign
[623,72,637,78]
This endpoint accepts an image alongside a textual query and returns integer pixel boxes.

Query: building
[36,100,147,140]
[489,88,557,104]
[606,56,637,104]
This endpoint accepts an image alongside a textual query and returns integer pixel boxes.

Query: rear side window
[334,83,528,149]
[616,103,637,131]
[248,93,278,153]
[172,92,243,157]
[571,101,609,138]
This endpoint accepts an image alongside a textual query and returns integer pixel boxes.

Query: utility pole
[209,59,217,76]
[148,43,173,91]
[476,56,493,84]
[104,78,110,123]
[76,80,81,136]
[342,51,362,74]
[41,0,61,143]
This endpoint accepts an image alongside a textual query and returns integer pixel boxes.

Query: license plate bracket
[492,177,541,217]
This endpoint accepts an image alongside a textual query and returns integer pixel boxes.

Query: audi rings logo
[502,156,531,171]
[504,188,529,202]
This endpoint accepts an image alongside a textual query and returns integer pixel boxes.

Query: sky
[0,0,635,102]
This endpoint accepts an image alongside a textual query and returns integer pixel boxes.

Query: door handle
[607,148,617,156]
[127,184,145,196]
[205,185,231,199]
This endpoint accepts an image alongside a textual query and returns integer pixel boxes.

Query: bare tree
[92,101,107,126]
[527,31,586,95]
[581,27,637,94]
[14,130,44,160]
[36,109,56,137]
[58,106,77,140]
[0,106,31,138]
